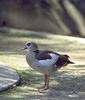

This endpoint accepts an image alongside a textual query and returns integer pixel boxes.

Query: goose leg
[44,74,49,90]
[38,74,50,91]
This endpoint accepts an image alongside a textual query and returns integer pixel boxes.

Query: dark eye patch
[27,43,31,46]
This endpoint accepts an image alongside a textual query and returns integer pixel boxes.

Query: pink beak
[21,47,27,50]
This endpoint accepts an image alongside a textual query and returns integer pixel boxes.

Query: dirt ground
[0,33,85,100]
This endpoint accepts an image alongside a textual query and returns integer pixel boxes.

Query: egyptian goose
[23,42,74,90]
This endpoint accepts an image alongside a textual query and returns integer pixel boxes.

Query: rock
[0,62,21,92]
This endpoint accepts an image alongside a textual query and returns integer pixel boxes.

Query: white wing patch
[38,53,59,67]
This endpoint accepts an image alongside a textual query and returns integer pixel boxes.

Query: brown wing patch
[36,51,52,60]
[55,55,70,67]
[35,50,60,60]
[63,55,70,58]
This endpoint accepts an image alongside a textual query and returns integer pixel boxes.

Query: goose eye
[27,43,31,46]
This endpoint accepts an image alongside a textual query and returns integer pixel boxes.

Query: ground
[0,32,85,100]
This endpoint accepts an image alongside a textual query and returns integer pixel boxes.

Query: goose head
[22,42,38,52]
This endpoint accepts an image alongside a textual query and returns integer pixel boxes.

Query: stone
[0,62,21,92]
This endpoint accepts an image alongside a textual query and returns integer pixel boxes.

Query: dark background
[0,0,85,36]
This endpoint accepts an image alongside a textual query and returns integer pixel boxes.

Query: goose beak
[21,47,27,50]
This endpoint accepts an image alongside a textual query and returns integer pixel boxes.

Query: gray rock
[0,62,21,92]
